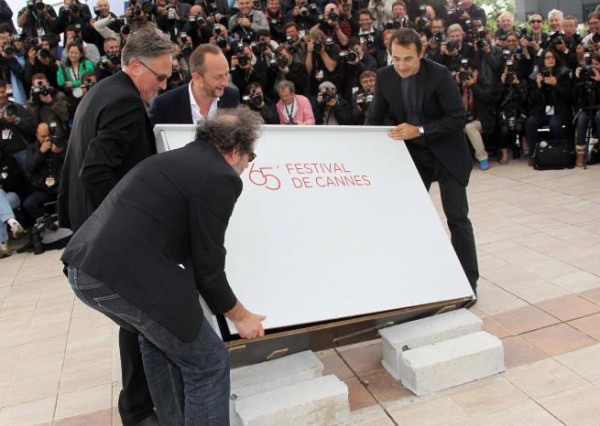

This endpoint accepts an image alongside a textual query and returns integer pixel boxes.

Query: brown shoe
[576,151,585,167]
[528,158,534,167]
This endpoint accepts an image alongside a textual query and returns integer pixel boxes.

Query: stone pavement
[1,159,600,425]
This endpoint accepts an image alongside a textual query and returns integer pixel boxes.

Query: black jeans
[407,144,479,291]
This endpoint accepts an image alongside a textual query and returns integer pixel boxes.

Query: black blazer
[149,83,240,125]
[62,141,241,342]
[58,71,156,232]
[365,58,472,186]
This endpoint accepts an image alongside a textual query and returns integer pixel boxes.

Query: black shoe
[135,413,159,426]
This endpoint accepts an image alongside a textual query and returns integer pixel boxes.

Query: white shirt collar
[189,82,219,125]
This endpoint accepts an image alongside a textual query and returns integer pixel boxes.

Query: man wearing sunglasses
[59,26,174,426]
[62,107,265,425]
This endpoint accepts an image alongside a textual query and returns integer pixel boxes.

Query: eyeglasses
[530,19,542,23]
[136,57,169,82]
[247,151,257,162]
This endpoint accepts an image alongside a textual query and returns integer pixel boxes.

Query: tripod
[574,81,597,170]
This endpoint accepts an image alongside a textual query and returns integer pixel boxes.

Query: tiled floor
[2,159,600,425]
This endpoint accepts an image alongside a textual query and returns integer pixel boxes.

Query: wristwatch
[418,126,425,136]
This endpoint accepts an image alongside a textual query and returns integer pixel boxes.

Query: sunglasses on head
[136,57,169,82]
[530,19,542,23]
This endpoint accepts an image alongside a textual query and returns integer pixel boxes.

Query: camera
[31,84,51,98]
[252,0,262,9]
[313,39,323,54]
[540,66,551,78]
[518,24,528,38]
[5,103,18,117]
[37,46,51,58]
[431,32,444,44]
[121,24,131,35]
[101,54,120,66]
[181,45,193,57]
[243,91,263,107]
[459,70,472,82]
[505,60,516,84]
[322,90,335,103]
[254,40,268,55]
[166,6,176,20]
[275,55,288,67]
[356,91,373,106]
[2,45,15,55]
[446,40,458,52]
[328,10,338,22]
[238,54,250,67]
[339,49,358,63]
[49,122,64,148]
[68,3,80,14]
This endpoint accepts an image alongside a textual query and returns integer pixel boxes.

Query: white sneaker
[8,220,24,239]
[0,242,11,258]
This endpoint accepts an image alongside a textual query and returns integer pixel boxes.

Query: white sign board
[155,125,474,335]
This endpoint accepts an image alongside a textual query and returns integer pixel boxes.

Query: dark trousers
[407,144,479,291]
[119,328,155,425]
[22,190,55,221]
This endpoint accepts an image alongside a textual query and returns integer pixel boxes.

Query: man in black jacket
[365,28,479,296]
[23,121,65,221]
[58,26,174,426]
[62,107,265,425]
[150,44,239,125]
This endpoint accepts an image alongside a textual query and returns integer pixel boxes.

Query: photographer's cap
[319,81,336,91]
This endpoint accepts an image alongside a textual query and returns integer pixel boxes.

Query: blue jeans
[525,113,568,155]
[68,266,230,426]
[0,189,20,243]
[575,109,600,146]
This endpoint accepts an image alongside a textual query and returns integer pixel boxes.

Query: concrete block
[230,351,325,425]
[379,309,482,379]
[233,375,350,426]
[399,331,505,396]
[230,351,324,397]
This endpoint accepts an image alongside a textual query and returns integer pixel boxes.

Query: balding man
[150,44,239,125]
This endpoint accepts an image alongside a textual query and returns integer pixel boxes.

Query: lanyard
[284,97,296,123]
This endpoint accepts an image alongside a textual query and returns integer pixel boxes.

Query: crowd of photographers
[0,0,600,256]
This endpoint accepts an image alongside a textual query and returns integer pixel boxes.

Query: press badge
[2,129,11,140]
[315,70,324,80]
[45,177,55,187]
[545,105,554,115]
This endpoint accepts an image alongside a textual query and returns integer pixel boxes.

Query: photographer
[0,149,26,258]
[287,0,319,33]
[352,69,375,124]
[312,80,353,125]
[243,81,279,123]
[497,62,528,164]
[573,51,600,167]
[525,48,572,165]
[26,73,69,139]
[357,9,382,58]
[264,0,286,42]
[267,45,308,97]
[386,1,413,30]
[184,5,214,47]
[252,29,278,69]
[24,36,58,89]
[1,34,28,104]
[0,80,35,173]
[282,22,307,64]
[455,62,498,170]
[562,16,583,70]
[275,79,314,124]
[57,42,95,91]
[230,42,268,100]
[441,23,473,73]
[582,12,600,50]
[519,14,548,63]
[155,0,186,42]
[305,28,340,95]
[165,55,189,91]
[52,0,95,46]
[494,11,514,48]
[228,0,269,41]
[96,37,121,81]
[423,17,444,63]
[313,3,350,48]
[335,0,359,42]
[23,121,65,222]
[60,25,101,67]
[17,0,57,41]
[339,36,376,101]
[470,27,502,85]
[446,0,486,32]
[367,0,392,31]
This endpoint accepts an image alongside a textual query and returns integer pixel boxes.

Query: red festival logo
[248,164,282,191]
